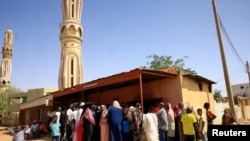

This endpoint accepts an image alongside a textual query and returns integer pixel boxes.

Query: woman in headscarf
[166,103,175,141]
[131,103,143,141]
[107,100,123,141]
[83,103,96,141]
[222,108,236,125]
[71,113,84,141]
[71,103,85,141]
[100,104,109,141]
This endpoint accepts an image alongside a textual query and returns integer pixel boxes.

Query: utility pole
[212,0,237,118]
[246,61,250,86]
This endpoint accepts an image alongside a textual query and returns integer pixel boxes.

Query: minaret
[58,0,84,89]
[0,28,13,88]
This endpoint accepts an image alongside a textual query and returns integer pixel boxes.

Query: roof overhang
[20,94,52,110]
[183,74,216,84]
[52,68,177,98]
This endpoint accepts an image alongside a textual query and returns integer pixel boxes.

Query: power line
[219,16,246,70]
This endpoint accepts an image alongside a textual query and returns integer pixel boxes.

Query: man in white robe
[143,106,159,141]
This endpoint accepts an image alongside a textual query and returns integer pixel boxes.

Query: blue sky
[0,0,249,96]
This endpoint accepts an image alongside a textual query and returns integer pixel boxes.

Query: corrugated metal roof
[52,68,216,98]
[52,68,177,98]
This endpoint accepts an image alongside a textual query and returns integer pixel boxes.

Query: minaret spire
[58,0,84,89]
[0,28,13,88]
[62,0,83,22]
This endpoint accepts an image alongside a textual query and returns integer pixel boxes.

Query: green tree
[0,86,24,115]
[214,89,222,99]
[141,54,196,74]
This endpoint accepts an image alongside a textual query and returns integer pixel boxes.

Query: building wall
[232,83,250,98]
[1,112,19,126]
[213,100,240,124]
[24,74,250,126]
[87,77,183,108]
[8,93,27,112]
[20,94,53,125]
[214,96,250,124]
[8,104,20,112]
[3,88,57,126]
[86,73,214,113]
[27,88,57,101]
[21,106,52,126]
[2,93,26,126]
[181,75,215,116]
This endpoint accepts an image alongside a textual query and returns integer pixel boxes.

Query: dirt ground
[0,130,12,141]
[1,120,249,141]
[237,119,250,125]
[0,129,50,141]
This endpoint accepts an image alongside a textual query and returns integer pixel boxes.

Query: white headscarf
[113,100,122,109]
[167,103,174,120]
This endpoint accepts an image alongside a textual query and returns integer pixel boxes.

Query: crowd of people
[8,120,49,141]
[50,100,216,141]
[8,100,237,141]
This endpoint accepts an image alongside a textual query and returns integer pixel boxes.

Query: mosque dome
[6,28,13,33]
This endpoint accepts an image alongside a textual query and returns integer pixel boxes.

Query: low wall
[1,113,19,126]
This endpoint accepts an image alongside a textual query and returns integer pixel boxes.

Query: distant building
[232,83,250,98]
[1,88,57,126]
[3,92,27,126]
[214,96,250,123]
[213,82,250,124]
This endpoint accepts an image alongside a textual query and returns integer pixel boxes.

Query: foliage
[0,103,7,111]
[0,86,24,112]
[214,89,222,99]
[7,85,24,93]
[141,54,197,74]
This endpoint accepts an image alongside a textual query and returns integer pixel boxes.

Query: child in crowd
[8,124,29,141]
[197,108,207,141]
[50,115,61,141]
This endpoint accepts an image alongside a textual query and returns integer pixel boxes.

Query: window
[71,77,74,87]
[10,97,21,105]
[71,59,74,75]
[208,85,212,93]
[71,1,74,18]
[199,82,202,91]
[21,97,27,103]
[70,59,74,87]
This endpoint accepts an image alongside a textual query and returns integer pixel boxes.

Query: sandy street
[0,130,12,140]
[0,129,50,141]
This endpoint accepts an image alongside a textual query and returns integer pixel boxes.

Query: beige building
[1,92,27,126]
[1,88,57,126]
[231,83,250,98]
[19,94,54,126]
[214,96,250,124]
